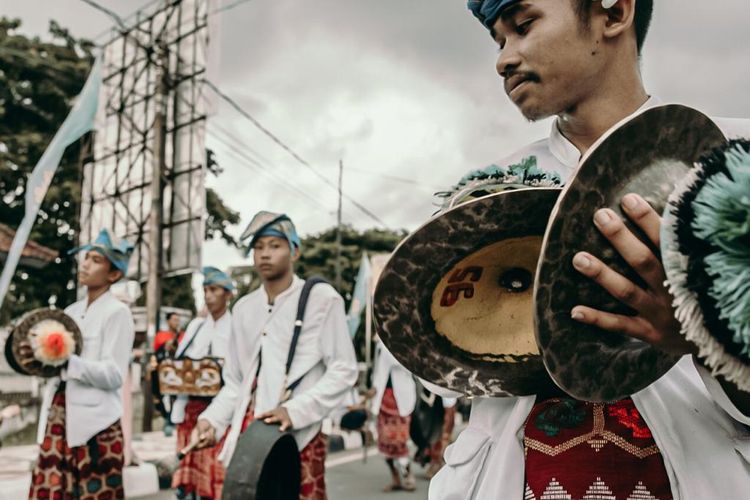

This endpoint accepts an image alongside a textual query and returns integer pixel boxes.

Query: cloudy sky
[5,0,750,273]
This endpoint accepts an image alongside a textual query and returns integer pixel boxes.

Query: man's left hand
[570,193,695,357]
[258,406,294,432]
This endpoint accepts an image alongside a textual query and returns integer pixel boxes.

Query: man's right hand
[190,419,217,450]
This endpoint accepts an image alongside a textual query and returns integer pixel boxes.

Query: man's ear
[600,0,636,42]
[108,269,124,284]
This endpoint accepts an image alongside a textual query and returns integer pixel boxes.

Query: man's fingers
[279,421,290,432]
[571,306,655,343]
[592,208,665,291]
[621,194,662,247]
[572,252,651,312]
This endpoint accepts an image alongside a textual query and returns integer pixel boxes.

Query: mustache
[503,70,540,94]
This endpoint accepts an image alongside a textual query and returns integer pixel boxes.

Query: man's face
[78,251,121,288]
[204,284,231,315]
[252,236,296,281]
[167,314,181,332]
[493,0,602,121]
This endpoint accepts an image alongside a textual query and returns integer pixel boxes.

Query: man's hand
[570,193,695,357]
[190,418,217,450]
[258,406,294,432]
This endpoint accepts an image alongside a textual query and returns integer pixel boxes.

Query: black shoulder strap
[176,319,206,360]
[285,276,328,377]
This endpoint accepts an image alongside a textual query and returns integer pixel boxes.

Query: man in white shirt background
[190,211,358,500]
[370,337,417,493]
[172,266,234,500]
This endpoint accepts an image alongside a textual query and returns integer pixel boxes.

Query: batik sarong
[377,387,411,459]
[172,398,225,498]
[29,384,125,500]
[523,397,673,500]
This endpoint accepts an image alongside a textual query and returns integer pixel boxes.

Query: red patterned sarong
[523,397,673,500]
[29,385,125,500]
[215,403,328,500]
[377,388,411,459]
[172,398,225,498]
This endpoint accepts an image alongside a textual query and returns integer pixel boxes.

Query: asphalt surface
[142,448,431,500]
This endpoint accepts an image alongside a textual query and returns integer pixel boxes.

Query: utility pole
[143,41,168,432]
[335,159,343,291]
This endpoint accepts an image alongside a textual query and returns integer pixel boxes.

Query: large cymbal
[6,308,83,378]
[374,187,562,397]
[534,104,727,402]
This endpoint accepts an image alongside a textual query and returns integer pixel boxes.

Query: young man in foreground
[172,267,234,500]
[427,1,750,498]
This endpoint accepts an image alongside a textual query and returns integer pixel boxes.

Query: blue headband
[68,228,133,276]
[468,0,618,33]
[202,266,235,292]
[468,0,519,31]
[240,211,302,257]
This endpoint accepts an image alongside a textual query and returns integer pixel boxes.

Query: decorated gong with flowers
[4,308,83,378]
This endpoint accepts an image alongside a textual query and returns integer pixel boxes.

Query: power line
[209,0,254,16]
[211,115,434,190]
[344,166,441,190]
[208,129,332,212]
[203,80,388,227]
[91,0,253,43]
[207,128,335,215]
[79,0,126,30]
[80,0,388,227]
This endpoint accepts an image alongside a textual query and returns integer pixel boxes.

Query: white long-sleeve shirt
[36,291,135,447]
[200,275,358,465]
[170,311,232,424]
[427,100,750,499]
[371,341,417,417]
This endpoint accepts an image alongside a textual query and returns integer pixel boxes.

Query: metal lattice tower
[79,0,215,285]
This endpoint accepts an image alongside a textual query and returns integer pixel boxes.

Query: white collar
[548,96,662,169]
[83,289,113,311]
[260,274,303,306]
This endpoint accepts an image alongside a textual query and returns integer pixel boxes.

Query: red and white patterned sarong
[377,387,411,459]
[29,384,125,500]
[214,403,328,500]
[523,397,673,500]
[430,405,456,464]
[172,398,225,498]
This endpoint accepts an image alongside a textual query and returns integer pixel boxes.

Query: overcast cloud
[4,0,750,272]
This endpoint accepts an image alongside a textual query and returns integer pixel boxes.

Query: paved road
[142,448,431,500]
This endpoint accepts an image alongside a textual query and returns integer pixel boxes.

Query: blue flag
[347,252,371,337]
[0,57,102,308]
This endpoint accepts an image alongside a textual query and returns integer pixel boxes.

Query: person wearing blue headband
[190,211,357,499]
[30,228,135,499]
[424,1,750,499]
[172,266,235,500]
